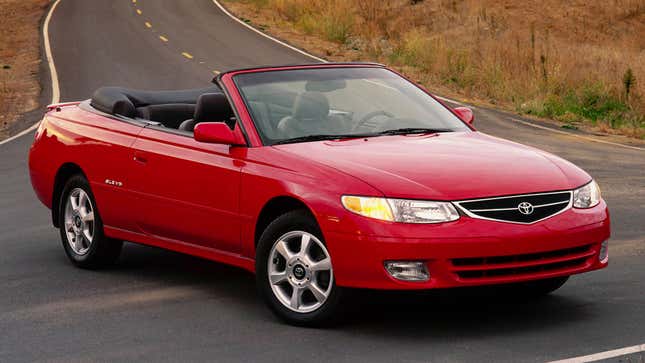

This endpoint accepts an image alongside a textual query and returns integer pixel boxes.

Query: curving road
[1,1,644,361]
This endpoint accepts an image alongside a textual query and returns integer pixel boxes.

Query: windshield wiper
[274,128,453,145]
[377,128,454,135]
[273,133,374,145]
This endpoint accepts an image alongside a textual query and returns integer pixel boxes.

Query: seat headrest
[194,93,234,123]
[293,92,329,120]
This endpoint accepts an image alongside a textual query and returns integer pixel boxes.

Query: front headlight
[341,195,460,223]
[573,180,601,208]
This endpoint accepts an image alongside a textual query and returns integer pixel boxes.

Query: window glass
[234,67,470,144]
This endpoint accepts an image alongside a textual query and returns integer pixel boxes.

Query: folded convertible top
[90,85,222,118]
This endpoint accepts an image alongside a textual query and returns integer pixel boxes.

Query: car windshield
[233,67,471,145]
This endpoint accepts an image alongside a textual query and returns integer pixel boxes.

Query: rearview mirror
[453,107,474,125]
[194,122,244,145]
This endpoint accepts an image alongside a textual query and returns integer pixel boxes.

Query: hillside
[222,0,645,138]
[0,0,48,139]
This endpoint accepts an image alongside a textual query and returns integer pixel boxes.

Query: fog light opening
[384,261,429,282]
[599,240,609,263]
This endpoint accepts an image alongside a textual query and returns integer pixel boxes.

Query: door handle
[133,152,148,164]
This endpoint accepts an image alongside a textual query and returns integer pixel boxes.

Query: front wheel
[256,210,343,326]
[59,175,123,269]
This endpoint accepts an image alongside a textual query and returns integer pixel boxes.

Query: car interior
[242,83,353,140]
[90,86,236,132]
[89,80,415,141]
[245,90,322,139]
[88,67,472,146]
[89,83,352,139]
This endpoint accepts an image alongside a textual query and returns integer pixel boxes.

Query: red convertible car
[29,63,609,325]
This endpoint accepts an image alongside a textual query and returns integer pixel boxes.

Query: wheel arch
[254,196,318,248]
[52,162,87,227]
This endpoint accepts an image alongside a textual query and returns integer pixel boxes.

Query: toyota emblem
[517,202,534,215]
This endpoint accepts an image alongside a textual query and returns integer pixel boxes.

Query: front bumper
[325,201,610,289]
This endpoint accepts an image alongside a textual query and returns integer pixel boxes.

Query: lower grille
[451,244,594,280]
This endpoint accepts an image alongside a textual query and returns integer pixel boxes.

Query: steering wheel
[353,110,394,131]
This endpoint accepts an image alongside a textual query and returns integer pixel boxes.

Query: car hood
[273,132,591,200]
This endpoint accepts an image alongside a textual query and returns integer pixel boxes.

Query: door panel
[129,127,243,253]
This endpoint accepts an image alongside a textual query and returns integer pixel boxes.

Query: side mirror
[453,107,474,125]
[194,122,244,145]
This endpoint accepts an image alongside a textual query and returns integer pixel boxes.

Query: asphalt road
[1,1,644,362]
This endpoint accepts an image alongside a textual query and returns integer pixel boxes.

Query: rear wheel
[256,210,343,326]
[59,175,122,269]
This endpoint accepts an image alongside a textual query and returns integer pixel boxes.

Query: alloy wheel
[63,188,95,255]
[268,231,333,313]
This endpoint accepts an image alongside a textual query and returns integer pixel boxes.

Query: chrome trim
[468,200,570,213]
[454,191,573,225]
[454,190,572,203]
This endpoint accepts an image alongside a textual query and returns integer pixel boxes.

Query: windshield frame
[223,64,474,146]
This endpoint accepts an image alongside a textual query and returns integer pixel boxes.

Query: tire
[58,175,123,269]
[506,276,569,297]
[256,210,343,327]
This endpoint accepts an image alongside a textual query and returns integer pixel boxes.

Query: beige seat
[277,91,345,138]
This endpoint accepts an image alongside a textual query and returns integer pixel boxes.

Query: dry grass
[0,0,49,139]
[223,0,645,138]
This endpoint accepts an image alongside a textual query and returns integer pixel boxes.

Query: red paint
[29,64,609,290]
[453,106,474,124]
[194,122,245,145]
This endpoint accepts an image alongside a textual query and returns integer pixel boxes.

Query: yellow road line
[159,35,168,42]
[213,70,220,75]
[145,21,152,28]
[136,9,142,15]
[181,52,194,59]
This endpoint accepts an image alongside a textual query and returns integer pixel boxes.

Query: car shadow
[107,242,596,337]
[340,288,594,338]
[100,243,262,313]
